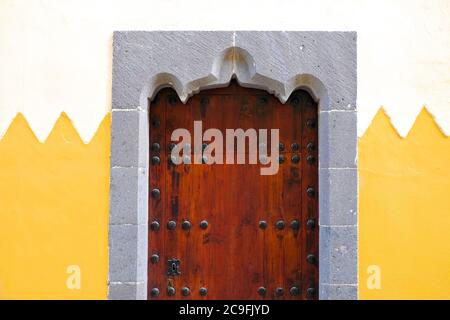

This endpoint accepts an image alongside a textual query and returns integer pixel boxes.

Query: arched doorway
[109,31,358,300]
[147,81,318,300]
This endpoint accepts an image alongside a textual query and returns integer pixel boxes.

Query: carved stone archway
[109,31,357,300]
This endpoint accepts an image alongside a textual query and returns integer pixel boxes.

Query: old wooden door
[148,81,318,300]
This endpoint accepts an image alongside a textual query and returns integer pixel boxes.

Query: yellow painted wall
[0,110,449,299]
[359,109,450,299]
[0,114,110,299]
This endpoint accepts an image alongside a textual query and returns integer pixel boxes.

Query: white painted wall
[0,0,449,142]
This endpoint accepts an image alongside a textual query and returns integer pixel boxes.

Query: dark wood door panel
[148,81,318,300]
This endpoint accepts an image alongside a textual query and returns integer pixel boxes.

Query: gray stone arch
[109,31,357,300]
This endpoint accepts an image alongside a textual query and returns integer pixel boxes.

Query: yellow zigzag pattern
[359,108,450,300]
[0,107,448,144]
[0,113,109,144]
[0,113,110,299]
[362,107,448,140]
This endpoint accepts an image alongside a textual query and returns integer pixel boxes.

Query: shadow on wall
[359,108,450,300]
[0,113,110,299]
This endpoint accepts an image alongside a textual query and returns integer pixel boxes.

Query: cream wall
[0,0,449,142]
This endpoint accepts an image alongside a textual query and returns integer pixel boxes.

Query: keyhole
[167,259,180,276]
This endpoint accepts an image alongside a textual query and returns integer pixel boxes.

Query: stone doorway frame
[109,31,358,300]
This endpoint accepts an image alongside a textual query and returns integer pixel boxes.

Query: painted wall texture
[0,114,110,299]
[359,110,450,299]
[0,0,449,299]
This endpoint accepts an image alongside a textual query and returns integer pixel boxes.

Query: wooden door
[148,81,318,300]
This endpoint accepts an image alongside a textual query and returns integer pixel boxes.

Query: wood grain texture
[148,81,318,300]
